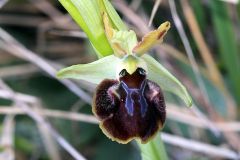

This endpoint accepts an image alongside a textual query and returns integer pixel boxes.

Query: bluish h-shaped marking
[121,80,148,117]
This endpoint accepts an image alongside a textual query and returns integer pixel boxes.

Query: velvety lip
[92,69,166,144]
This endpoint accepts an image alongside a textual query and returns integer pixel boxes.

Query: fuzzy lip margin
[92,76,166,144]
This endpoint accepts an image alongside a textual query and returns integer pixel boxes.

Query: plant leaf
[59,0,113,57]
[57,55,120,84]
[142,54,192,107]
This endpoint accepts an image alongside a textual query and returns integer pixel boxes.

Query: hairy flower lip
[92,68,166,144]
[92,78,166,144]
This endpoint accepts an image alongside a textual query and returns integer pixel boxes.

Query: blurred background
[0,0,240,159]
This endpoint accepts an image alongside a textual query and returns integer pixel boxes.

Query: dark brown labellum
[92,68,166,144]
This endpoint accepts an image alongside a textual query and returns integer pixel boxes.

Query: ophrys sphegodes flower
[57,11,192,144]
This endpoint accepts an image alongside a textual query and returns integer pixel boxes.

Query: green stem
[138,133,168,160]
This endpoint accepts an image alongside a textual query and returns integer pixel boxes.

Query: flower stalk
[138,134,168,160]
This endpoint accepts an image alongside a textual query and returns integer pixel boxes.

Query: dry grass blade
[0,27,92,104]
[161,133,239,159]
[168,104,240,132]
[1,102,240,132]
[37,124,60,160]
[0,106,99,124]
[169,0,240,150]
[0,115,15,160]
[219,0,239,4]
[168,0,211,110]
[0,55,93,79]
[148,0,162,27]
[0,89,38,104]
[130,0,143,11]
[0,0,8,8]
[168,0,224,133]
[0,63,39,78]
[160,44,192,65]
[180,0,236,118]
[114,1,150,34]
[29,0,68,25]
[0,79,86,160]
[0,106,238,158]
[35,106,61,160]
[180,0,224,89]
[0,14,48,27]
[48,30,87,38]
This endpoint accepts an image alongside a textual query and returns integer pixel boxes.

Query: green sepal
[142,54,192,107]
[57,55,120,84]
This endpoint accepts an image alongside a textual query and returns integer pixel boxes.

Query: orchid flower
[57,0,192,144]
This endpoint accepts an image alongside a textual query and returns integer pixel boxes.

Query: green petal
[133,21,170,56]
[111,30,138,55]
[57,55,120,84]
[59,0,113,57]
[142,55,192,107]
